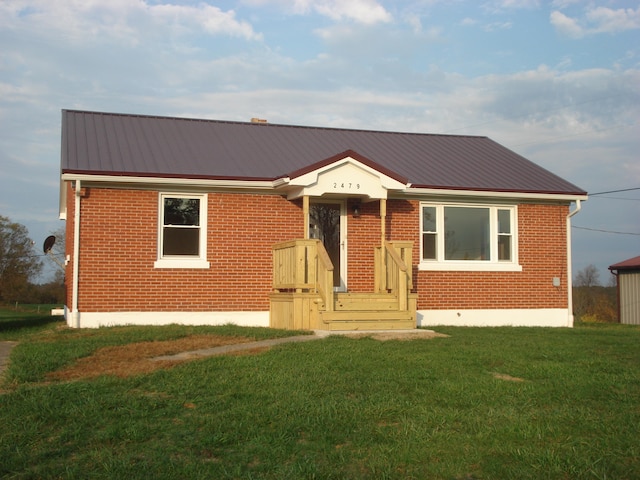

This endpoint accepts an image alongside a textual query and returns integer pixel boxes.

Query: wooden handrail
[316,241,334,273]
[315,240,334,312]
[272,239,334,311]
[384,241,408,272]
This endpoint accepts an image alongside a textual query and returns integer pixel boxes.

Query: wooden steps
[319,292,416,331]
[334,292,400,311]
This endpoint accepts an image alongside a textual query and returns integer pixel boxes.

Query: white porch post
[303,195,310,240]
[380,198,387,244]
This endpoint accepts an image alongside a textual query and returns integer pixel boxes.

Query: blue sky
[1,0,639,283]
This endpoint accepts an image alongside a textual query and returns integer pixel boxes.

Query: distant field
[1,308,639,479]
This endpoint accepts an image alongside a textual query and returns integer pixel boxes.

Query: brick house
[59,110,587,329]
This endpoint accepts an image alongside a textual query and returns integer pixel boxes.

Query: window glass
[498,235,511,261]
[498,209,511,234]
[497,209,512,261]
[163,227,199,256]
[162,197,201,257]
[164,198,200,226]
[444,207,490,261]
[422,206,436,232]
[422,206,437,260]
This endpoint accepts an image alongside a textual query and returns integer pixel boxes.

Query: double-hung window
[154,193,210,269]
[420,203,520,271]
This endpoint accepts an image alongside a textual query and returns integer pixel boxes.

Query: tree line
[0,215,65,306]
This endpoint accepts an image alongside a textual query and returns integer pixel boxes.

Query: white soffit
[284,156,408,200]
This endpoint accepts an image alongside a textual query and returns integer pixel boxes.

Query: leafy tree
[0,215,42,303]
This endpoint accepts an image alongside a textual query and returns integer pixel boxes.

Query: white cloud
[550,10,584,38]
[244,0,392,24]
[0,0,262,43]
[551,6,640,38]
[550,0,580,7]
[481,0,540,14]
[494,0,540,8]
[483,21,513,31]
[586,6,640,34]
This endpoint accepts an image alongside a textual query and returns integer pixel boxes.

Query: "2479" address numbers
[333,182,360,190]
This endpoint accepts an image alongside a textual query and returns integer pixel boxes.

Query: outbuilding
[609,256,640,325]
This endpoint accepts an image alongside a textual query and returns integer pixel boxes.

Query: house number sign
[333,182,361,190]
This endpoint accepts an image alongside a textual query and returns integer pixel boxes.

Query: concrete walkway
[152,329,440,362]
[152,334,322,361]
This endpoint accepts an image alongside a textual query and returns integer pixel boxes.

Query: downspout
[566,199,582,327]
[71,179,81,328]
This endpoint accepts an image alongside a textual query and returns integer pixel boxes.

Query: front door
[309,201,346,291]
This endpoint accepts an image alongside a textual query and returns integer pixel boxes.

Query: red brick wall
[66,185,303,312]
[66,184,569,312]
[387,200,569,310]
[343,198,568,309]
[346,199,379,291]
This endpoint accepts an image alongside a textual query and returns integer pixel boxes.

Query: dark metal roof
[61,109,586,196]
[609,255,640,272]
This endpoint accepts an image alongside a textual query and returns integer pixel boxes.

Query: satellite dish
[43,235,56,254]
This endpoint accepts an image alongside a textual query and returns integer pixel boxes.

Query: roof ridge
[62,109,488,139]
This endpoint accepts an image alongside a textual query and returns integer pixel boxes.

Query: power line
[589,196,640,201]
[589,187,640,196]
[573,225,640,236]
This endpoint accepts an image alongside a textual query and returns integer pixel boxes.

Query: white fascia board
[398,187,588,203]
[61,173,278,191]
[58,178,67,220]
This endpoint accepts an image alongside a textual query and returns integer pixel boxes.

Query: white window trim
[419,202,522,272]
[154,193,210,269]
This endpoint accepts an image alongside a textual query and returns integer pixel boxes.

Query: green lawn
[1,310,639,479]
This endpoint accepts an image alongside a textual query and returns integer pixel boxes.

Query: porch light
[352,203,361,218]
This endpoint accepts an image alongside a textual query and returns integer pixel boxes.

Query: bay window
[420,203,520,271]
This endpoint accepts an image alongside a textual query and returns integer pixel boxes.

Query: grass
[1,309,639,479]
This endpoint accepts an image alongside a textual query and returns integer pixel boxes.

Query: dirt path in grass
[46,335,262,382]
[16,330,446,383]
[0,341,18,378]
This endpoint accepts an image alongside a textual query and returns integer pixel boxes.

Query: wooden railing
[272,239,415,330]
[272,239,334,309]
[374,241,413,310]
[315,242,334,312]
